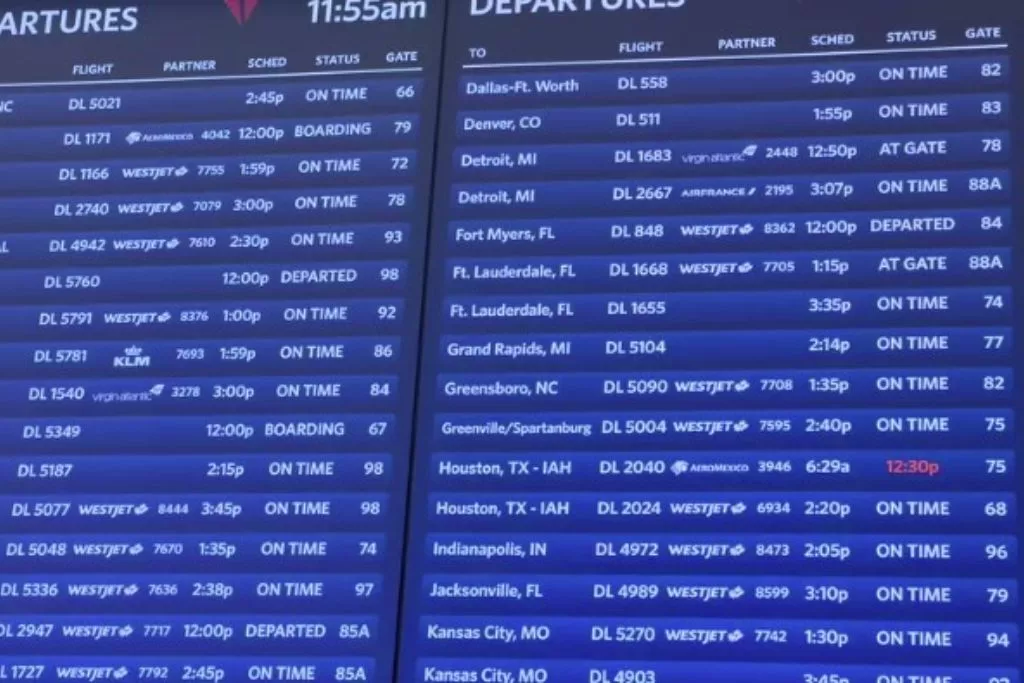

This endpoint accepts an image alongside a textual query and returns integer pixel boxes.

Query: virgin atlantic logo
[224,0,259,24]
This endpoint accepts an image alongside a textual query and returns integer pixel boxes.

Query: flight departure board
[0,0,1019,682]
[401,1,1021,683]
[0,0,443,681]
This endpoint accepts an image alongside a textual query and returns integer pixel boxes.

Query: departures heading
[0,1,1015,683]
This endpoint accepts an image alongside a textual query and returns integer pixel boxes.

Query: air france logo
[224,0,259,24]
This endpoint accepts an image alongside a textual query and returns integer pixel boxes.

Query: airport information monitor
[0,1,1017,683]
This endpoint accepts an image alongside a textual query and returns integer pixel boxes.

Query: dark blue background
[399,0,1024,681]
[0,0,446,680]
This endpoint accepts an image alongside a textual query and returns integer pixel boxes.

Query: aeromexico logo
[224,0,260,24]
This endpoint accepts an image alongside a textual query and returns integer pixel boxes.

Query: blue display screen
[0,0,442,680]
[0,0,1017,682]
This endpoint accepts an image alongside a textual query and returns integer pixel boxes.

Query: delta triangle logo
[224,0,260,24]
